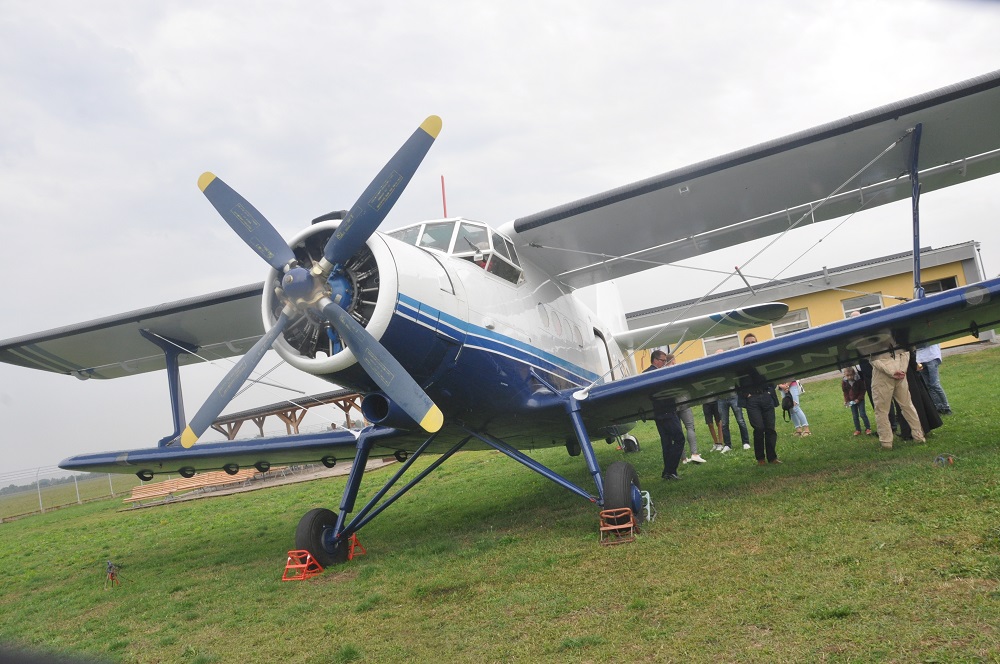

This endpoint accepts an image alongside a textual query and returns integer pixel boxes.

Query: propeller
[180,117,444,447]
[198,173,297,271]
[315,115,442,275]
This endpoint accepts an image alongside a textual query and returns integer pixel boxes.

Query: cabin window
[703,333,739,354]
[772,309,810,338]
[921,276,958,293]
[842,293,882,318]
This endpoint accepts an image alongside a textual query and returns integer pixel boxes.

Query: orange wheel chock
[282,550,324,581]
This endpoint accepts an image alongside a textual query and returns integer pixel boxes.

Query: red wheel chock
[599,508,638,546]
[282,550,324,581]
[346,533,367,560]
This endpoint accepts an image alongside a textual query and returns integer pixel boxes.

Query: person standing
[663,355,706,464]
[714,349,750,452]
[842,366,872,435]
[702,400,723,450]
[737,333,780,465]
[778,380,811,436]
[644,350,686,480]
[869,347,926,450]
[916,343,952,415]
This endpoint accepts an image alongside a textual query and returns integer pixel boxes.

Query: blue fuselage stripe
[396,292,599,385]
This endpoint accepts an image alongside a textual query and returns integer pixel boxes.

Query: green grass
[2,347,1000,662]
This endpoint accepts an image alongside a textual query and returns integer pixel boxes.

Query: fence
[0,466,142,522]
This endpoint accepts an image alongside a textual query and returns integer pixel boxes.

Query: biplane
[3,70,1000,565]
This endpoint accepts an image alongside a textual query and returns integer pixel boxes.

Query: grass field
[2,346,999,663]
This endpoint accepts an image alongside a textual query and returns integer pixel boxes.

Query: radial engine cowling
[262,220,398,379]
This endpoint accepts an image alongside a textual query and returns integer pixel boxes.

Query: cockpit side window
[387,225,420,245]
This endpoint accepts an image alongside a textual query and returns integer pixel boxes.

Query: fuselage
[262,218,635,447]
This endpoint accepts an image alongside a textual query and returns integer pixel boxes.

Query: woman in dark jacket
[899,348,942,439]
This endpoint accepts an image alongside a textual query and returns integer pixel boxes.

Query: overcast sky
[2,0,999,475]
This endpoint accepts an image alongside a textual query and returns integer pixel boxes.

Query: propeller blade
[180,310,292,448]
[321,299,443,433]
[199,172,297,271]
[321,116,442,268]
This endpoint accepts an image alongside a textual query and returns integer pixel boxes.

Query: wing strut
[909,123,925,299]
[137,330,197,447]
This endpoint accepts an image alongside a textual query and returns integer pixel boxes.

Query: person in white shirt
[915,343,952,415]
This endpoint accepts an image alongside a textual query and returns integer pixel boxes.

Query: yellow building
[628,241,991,371]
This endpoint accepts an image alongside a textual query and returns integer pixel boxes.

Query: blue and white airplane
[4,70,1000,566]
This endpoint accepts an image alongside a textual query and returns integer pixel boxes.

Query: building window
[842,293,882,318]
[921,276,958,294]
[703,333,739,355]
[772,309,810,338]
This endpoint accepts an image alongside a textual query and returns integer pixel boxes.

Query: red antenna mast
[440,175,448,218]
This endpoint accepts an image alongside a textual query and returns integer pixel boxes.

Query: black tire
[295,508,350,567]
[321,456,337,469]
[136,470,153,482]
[254,461,271,473]
[393,450,408,462]
[622,434,640,453]
[604,461,644,525]
[178,467,196,479]
[222,463,240,475]
[565,437,581,457]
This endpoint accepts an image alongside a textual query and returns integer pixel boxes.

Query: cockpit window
[418,222,455,251]
[456,222,490,254]
[387,218,523,285]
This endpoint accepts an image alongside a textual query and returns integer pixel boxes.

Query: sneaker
[689,454,706,464]
[853,430,861,436]
[880,441,893,450]
[769,459,782,464]
[939,408,952,415]
[757,460,767,466]
[662,473,682,481]
[742,443,751,450]
[865,429,872,435]
[721,446,732,454]
[712,444,723,452]
[682,457,690,464]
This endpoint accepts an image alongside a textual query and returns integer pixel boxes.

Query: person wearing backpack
[778,380,811,436]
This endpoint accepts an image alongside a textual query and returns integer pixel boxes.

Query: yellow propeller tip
[420,116,443,139]
[180,427,199,449]
[420,405,444,433]
[197,172,216,192]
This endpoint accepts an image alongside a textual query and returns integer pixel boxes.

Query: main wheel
[295,508,350,567]
[604,461,644,525]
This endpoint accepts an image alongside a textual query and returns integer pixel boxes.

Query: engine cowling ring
[262,221,399,376]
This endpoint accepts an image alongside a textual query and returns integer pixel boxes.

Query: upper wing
[565,278,1000,423]
[612,302,788,351]
[507,70,1000,287]
[0,283,264,379]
